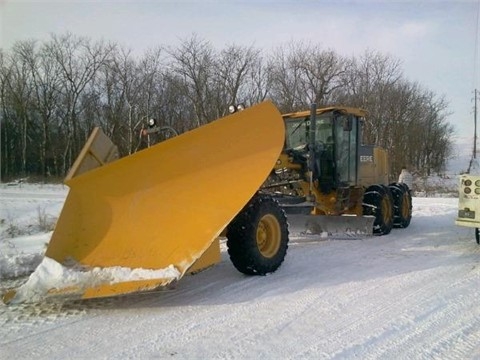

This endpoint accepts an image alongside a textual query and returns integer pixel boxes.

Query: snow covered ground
[1,182,480,359]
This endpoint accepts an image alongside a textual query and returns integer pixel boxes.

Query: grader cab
[262,104,412,236]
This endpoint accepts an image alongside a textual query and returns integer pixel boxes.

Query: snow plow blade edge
[287,214,375,238]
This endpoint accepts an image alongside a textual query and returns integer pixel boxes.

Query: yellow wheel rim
[256,214,281,258]
[401,193,411,219]
[381,196,392,224]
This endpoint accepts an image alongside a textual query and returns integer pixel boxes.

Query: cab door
[333,114,358,186]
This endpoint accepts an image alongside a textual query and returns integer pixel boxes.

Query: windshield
[284,115,333,149]
[285,118,308,149]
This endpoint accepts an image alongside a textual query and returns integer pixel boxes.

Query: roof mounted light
[228,103,246,114]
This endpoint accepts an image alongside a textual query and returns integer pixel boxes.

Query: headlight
[228,105,236,114]
[465,179,472,186]
[148,118,156,128]
[465,187,472,194]
[475,188,480,195]
[475,180,480,187]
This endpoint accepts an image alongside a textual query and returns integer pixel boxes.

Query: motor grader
[260,104,412,236]
[3,101,412,304]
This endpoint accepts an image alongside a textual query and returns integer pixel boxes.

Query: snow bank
[0,253,43,279]
[10,257,181,304]
[0,231,52,279]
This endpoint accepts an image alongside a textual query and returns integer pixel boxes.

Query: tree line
[0,33,453,181]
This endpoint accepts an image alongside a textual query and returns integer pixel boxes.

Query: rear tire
[389,182,412,228]
[362,185,394,235]
[226,194,289,275]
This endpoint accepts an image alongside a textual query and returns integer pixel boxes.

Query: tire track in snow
[377,243,480,358]
[298,245,480,359]
[0,295,126,345]
[368,264,480,359]
[166,242,405,359]
[135,235,480,359]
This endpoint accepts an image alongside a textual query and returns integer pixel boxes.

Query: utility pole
[0,113,2,183]
[475,88,478,159]
[468,89,478,174]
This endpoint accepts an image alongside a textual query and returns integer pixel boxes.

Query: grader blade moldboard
[287,214,375,238]
[3,101,285,304]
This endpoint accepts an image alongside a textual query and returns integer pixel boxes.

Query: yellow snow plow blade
[3,101,284,303]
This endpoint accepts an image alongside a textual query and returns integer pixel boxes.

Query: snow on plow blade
[3,101,285,304]
[287,214,375,238]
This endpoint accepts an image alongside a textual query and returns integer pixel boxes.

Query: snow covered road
[1,187,479,359]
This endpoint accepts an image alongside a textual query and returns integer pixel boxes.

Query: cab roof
[282,106,367,119]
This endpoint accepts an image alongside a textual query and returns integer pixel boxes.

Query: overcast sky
[1,0,479,142]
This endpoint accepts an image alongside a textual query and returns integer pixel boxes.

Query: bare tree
[268,42,347,112]
[100,46,142,154]
[295,45,346,105]
[0,34,456,181]
[14,40,64,177]
[335,51,452,176]
[244,54,270,105]
[215,44,261,113]
[267,44,303,112]
[46,33,114,173]
[167,35,216,127]
[1,42,36,177]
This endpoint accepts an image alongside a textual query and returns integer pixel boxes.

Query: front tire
[226,194,289,275]
[362,185,394,235]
